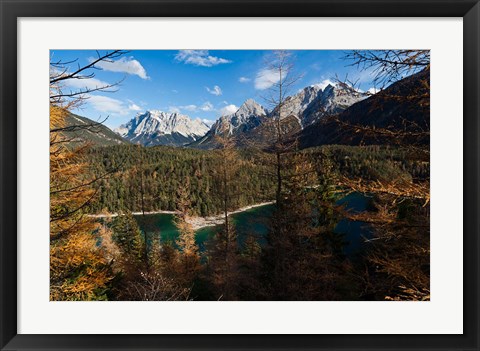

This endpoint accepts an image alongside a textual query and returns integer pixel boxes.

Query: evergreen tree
[261,154,352,300]
[111,212,145,269]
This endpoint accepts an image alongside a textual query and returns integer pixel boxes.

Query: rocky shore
[88,201,274,230]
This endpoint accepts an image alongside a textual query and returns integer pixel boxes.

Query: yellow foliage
[50,104,112,301]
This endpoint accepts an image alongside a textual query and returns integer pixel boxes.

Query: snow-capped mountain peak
[211,99,267,135]
[115,110,210,147]
[278,82,367,127]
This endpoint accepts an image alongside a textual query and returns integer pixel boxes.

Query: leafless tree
[50,50,127,134]
[49,50,129,234]
[259,50,303,206]
[343,50,430,89]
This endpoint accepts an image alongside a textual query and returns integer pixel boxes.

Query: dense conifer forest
[87,145,276,216]
[86,144,429,216]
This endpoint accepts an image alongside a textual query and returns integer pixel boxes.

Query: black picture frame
[1,0,479,350]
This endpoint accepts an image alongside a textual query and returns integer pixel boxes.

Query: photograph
[49,49,430,302]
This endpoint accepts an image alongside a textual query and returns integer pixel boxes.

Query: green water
[335,192,373,255]
[134,193,372,255]
[135,204,273,251]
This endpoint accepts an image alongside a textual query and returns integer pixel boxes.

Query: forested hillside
[299,69,430,148]
[85,144,428,217]
[86,145,276,216]
[62,113,128,146]
[306,145,430,182]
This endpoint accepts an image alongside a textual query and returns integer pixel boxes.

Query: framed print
[1,0,479,350]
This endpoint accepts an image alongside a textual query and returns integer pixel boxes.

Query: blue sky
[51,50,378,129]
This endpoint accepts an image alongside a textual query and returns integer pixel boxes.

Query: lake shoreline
[188,201,274,230]
[87,201,274,230]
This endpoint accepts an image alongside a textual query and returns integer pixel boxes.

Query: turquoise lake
[134,192,372,256]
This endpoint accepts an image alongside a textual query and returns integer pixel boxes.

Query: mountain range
[299,69,430,148]
[62,113,127,146]
[62,71,428,149]
[192,82,366,149]
[114,110,210,147]
[114,82,366,148]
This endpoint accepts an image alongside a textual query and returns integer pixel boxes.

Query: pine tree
[261,153,350,300]
[111,213,145,270]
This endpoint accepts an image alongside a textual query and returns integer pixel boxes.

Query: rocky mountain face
[192,83,364,149]
[269,82,366,128]
[192,99,267,148]
[299,69,430,148]
[269,85,322,128]
[301,82,367,126]
[212,99,267,135]
[115,110,210,147]
[114,82,366,148]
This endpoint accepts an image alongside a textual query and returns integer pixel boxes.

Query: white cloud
[239,76,251,83]
[219,104,238,116]
[87,95,129,115]
[171,89,179,93]
[182,104,198,112]
[200,102,214,112]
[206,85,222,96]
[168,102,215,114]
[175,50,232,67]
[94,56,149,79]
[367,87,381,94]
[127,99,143,111]
[64,77,111,90]
[314,79,336,90]
[128,103,142,111]
[254,69,281,90]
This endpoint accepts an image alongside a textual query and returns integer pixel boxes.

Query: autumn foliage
[50,105,113,300]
